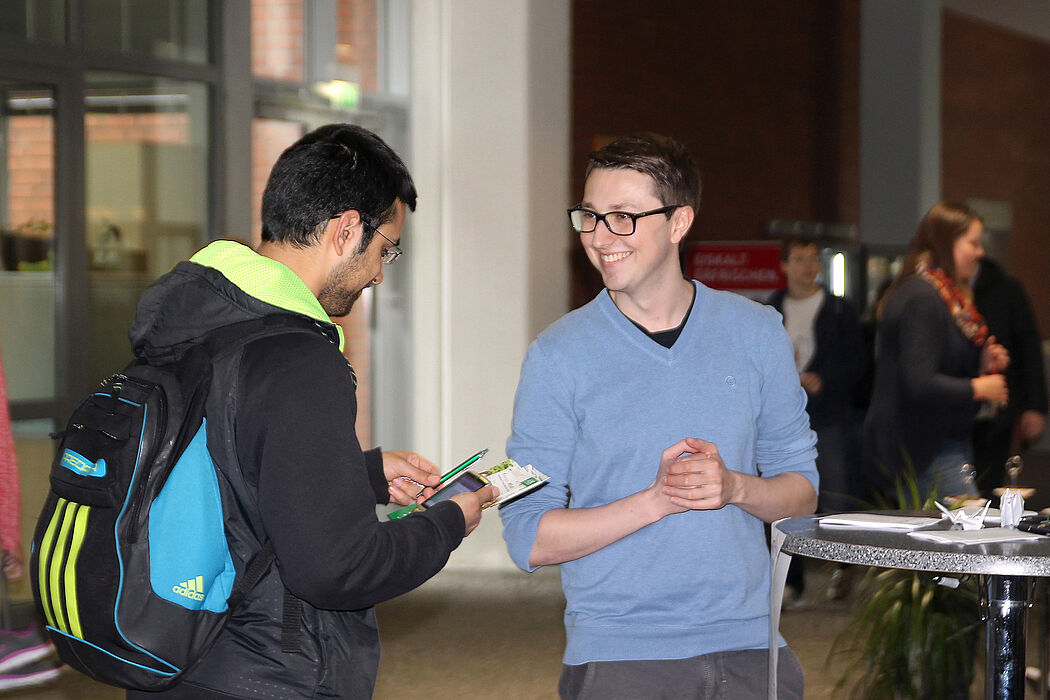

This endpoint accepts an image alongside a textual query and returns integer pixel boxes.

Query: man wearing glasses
[500,133,817,699]
[126,124,496,699]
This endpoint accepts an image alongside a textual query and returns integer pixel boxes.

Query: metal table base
[769,514,1050,700]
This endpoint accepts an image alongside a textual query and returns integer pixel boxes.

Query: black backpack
[29,314,321,690]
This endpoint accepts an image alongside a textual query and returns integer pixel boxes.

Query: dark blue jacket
[767,287,866,428]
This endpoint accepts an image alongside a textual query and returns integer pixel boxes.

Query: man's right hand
[449,485,500,536]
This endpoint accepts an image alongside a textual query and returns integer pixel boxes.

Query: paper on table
[818,513,938,530]
[907,527,1045,544]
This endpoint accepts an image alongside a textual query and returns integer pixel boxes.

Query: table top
[774,512,1050,577]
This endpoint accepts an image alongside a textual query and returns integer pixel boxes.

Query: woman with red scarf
[863,202,1010,499]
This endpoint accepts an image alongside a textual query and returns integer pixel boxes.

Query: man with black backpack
[120,123,497,698]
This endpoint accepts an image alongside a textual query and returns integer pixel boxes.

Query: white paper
[999,490,1025,529]
[477,459,549,507]
[907,527,1045,544]
[818,513,938,531]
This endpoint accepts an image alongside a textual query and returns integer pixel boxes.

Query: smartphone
[420,471,489,509]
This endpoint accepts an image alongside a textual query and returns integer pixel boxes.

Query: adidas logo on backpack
[173,577,206,602]
[30,315,320,691]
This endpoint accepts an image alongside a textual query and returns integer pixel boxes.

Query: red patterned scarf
[918,264,989,347]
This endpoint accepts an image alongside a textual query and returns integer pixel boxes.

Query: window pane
[84,0,211,64]
[0,0,65,44]
[251,0,379,90]
[252,0,305,81]
[85,73,209,386]
[0,82,56,405]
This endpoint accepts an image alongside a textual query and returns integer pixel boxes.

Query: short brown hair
[585,132,701,214]
[780,236,819,261]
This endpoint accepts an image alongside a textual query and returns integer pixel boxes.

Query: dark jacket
[126,245,464,699]
[973,258,1048,419]
[766,287,865,428]
[863,277,981,486]
[972,257,1048,487]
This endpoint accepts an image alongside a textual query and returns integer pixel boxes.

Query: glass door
[0,80,56,418]
[0,78,57,598]
[84,73,210,384]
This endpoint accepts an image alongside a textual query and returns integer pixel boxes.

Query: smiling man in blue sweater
[500,133,818,699]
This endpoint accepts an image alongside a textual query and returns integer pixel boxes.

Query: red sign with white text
[686,242,785,300]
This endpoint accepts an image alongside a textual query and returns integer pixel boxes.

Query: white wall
[409,0,570,568]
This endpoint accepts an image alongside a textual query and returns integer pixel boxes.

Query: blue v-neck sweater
[501,281,818,664]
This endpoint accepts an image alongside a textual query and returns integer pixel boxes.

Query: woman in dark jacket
[863,202,1009,499]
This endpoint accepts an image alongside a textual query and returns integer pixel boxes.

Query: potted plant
[830,471,982,699]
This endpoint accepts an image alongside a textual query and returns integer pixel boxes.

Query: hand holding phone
[448,484,501,536]
[385,448,492,521]
[420,470,500,535]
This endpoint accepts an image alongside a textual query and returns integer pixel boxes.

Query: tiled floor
[6,566,855,699]
[16,563,1049,699]
[8,431,1050,698]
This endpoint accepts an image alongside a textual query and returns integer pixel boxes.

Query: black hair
[261,123,417,248]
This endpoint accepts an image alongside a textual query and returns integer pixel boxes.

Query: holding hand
[799,372,823,396]
[981,336,1010,375]
[1017,410,1046,447]
[972,374,1008,406]
[382,450,441,505]
[450,486,500,536]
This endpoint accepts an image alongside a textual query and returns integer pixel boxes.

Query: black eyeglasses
[567,204,682,236]
[330,214,402,264]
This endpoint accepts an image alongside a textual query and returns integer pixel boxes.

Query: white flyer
[477,459,549,507]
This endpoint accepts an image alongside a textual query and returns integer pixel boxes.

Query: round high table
[768,513,1050,700]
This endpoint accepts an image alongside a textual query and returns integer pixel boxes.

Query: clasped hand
[652,437,736,513]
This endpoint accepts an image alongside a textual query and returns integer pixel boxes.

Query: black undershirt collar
[627,282,696,349]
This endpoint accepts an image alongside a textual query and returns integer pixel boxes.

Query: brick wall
[570,0,860,308]
[338,0,378,90]
[251,119,302,243]
[251,0,305,81]
[85,113,189,144]
[5,116,53,231]
[570,2,1048,339]
[942,11,1050,336]
[251,0,377,88]
[6,111,189,238]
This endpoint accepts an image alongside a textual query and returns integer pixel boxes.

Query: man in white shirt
[767,237,866,600]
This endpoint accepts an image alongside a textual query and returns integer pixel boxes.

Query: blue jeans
[815,422,859,512]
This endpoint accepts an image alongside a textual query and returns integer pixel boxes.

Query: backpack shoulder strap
[197,315,329,358]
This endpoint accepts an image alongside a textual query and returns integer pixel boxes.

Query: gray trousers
[558,647,804,700]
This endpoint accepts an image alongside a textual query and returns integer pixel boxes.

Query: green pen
[387,448,489,520]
